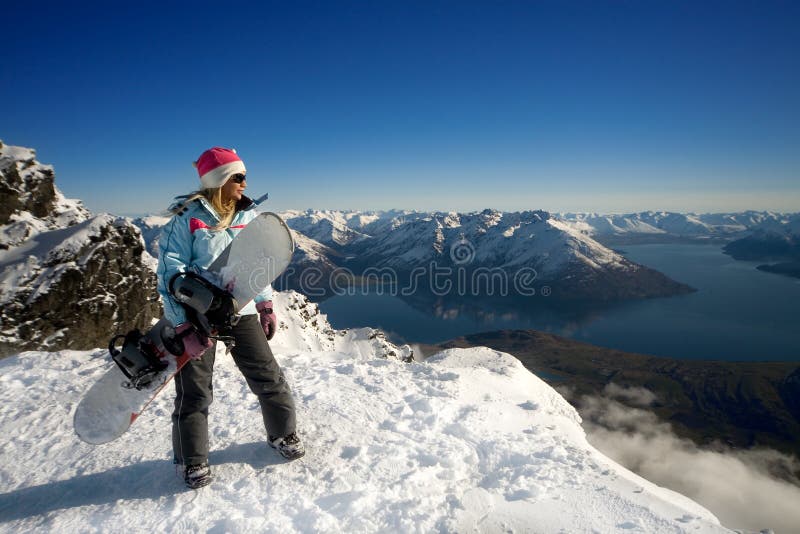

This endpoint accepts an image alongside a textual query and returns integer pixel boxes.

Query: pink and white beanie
[193,147,246,189]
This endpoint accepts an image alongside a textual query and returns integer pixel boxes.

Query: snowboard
[73,212,294,445]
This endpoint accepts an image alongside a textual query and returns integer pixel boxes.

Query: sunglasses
[230,173,247,184]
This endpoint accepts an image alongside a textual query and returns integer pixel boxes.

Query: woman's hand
[256,301,277,340]
[174,322,214,360]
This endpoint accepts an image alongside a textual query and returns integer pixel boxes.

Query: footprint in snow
[616,519,645,531]
[334,363,355,375]
[435,371,459,381]
[340,446,360,460]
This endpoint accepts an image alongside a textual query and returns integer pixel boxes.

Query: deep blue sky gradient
[2,1,798,215]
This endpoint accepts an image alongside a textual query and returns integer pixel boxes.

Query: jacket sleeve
[254,284,274,304]
[156,214,193,326]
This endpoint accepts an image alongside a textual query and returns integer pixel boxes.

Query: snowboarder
[156,147,304,489]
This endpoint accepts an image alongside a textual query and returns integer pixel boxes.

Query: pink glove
[256,301,277,340]
[175,322,214,360]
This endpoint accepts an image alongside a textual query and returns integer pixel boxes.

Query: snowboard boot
[184,462,213,489]
[268,432,305,460]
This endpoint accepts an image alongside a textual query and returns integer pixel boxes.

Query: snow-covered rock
[0,140,90,249]
[0,214,162,357]
[0,141,160,357]
[0,291,730,533]
[276,230,345,297]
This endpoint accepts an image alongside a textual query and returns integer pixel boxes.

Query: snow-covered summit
[0,141,90,249]
[0,290,730,532]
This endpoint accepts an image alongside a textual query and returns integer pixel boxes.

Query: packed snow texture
[0,292,730,533]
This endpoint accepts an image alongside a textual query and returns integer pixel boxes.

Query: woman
[156,146,304,490]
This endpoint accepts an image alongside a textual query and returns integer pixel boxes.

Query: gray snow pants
[172,314,297,466]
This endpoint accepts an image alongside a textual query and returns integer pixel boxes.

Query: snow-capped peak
[0,140,90,249]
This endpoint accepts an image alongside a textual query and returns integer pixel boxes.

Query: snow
[556,211,800,238]
[0,141,91,250]
[0,215,119,305]
[0,143,36,162]
[278,210,372,247]
[0,291,730,533]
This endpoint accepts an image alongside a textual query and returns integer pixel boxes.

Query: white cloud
[576,388,800,534]
[602,382,658,407]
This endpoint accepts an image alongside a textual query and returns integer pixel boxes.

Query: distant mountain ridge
[557,210,800,243]
[723,227,800,279]
[274,208,693,301]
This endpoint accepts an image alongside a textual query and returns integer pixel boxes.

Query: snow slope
[0,292,729,533]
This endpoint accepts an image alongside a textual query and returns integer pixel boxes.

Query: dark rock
[0,142,57,224]
[0,215,161,357]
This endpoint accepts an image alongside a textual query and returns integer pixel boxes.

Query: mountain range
[558,210,800,243]
[275,209,694,301]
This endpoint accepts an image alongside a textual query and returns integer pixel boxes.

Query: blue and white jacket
[156,194,273,326]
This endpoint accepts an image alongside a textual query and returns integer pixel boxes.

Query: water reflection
[318,288,621,346]
[314,243,800,361]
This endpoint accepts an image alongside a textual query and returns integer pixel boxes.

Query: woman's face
[221,174,246,202]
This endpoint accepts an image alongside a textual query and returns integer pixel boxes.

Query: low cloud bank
[570,384,800,534]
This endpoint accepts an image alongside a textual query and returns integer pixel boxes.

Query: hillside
[425,330,800,459]
[0,292,730,533]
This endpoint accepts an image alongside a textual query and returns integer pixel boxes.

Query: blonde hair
[170,187,237,230]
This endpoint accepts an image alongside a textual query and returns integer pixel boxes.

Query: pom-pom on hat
[193,147,246,189]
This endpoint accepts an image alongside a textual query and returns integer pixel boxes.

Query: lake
[317,244,800,361]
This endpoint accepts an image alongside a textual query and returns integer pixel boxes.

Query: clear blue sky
[2,1,798,216]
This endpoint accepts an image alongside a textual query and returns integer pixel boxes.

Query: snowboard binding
[108,272,240,390]
[168,271,240,338]
[109,328,170,390]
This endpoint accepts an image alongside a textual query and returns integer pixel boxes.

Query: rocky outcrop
[272,290,414,361]
[0,141,90,249]
[0,142,160,357]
